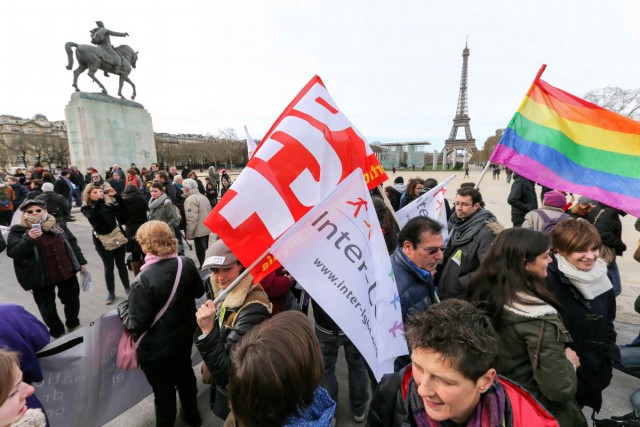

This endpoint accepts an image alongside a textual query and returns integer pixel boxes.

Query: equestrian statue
[65,21,139,100]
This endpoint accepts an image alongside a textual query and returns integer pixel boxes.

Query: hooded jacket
[497,299,586,426]
[183,191,211,239]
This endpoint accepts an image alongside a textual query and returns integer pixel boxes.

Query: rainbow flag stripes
[490,65,640,217]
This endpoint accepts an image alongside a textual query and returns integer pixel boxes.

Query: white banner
[271,171,407,380]
[396,174,456,243]
[35,310,152,427]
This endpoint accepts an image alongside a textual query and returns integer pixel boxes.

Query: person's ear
[476,368,496,394]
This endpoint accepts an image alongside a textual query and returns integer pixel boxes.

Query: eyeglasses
[26,209,44,214]
[454,201,473,207]
[416,245,446,255]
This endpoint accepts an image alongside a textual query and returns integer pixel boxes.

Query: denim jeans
[621,346,640,411]
[315,326,370,415]
[607,260,622,296]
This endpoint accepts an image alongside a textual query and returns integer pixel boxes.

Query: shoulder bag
[117,256,183,370]
[94,225,127,251]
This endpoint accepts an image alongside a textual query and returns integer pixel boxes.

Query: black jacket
[81,198,121,247]
[587,204,626,255]
[195,275,271,387]
[53,178,72,198]
[6,223,86,290]
[121,257,204,368]
[507,176,538,225]
[10,183,28,208]
[546,256,619,411]
[114,193,148,240]
[36,192,69,220]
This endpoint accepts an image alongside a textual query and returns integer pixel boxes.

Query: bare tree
[584,87,640,120]
[480,129,504,163]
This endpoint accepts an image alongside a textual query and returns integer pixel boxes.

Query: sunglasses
[25,209,44,214]
[416,245,446,255]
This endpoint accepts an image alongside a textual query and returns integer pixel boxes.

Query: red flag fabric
[204,75,388,282]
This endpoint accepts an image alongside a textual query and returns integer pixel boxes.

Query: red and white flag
[271,170,407,380]
[204,76,388,282]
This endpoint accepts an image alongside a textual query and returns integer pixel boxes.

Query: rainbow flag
[490,65,640,217]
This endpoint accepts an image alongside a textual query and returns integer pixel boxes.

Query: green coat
[497,300,586,427]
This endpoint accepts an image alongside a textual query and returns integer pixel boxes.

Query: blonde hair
[0,349,19,405]
[136,220,177,256]
[83,183,101,205]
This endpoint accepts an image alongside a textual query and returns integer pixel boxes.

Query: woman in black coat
[81,184,130,304]
[115,185,148,276]
[7,199,87,338]
[547,219,620,412]
[120,220,205,427]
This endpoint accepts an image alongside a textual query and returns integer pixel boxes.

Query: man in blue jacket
[390,216,444,371]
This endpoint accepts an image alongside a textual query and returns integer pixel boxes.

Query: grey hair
[173,175,183,183]
[182,178,198,191]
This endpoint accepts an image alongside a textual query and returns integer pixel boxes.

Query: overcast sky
[1,0,638,151]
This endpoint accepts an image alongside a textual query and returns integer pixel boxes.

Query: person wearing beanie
[522,190,570,233]
[35,183,70,226]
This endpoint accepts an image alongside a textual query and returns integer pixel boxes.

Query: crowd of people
[0,162,639,427]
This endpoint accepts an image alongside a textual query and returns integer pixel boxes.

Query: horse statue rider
[65,21,139,99]
[90,21,129,76]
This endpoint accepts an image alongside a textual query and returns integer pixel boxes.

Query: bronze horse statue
[65,42,138,100]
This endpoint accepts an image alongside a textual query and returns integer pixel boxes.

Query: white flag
[396,174,456,243]
[270,170,407,380]
[244,125,258,159]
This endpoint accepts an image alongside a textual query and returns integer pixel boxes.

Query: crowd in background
[0,163,640,427]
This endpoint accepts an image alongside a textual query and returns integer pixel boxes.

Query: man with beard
[435,186,503,300]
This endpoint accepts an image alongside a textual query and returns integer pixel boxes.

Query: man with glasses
[391,216,443,371]
[435,186,502,300]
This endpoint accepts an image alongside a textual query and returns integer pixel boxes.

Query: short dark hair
[423,178,438,190]
[154,171,168,182]
[228,311,322,427]
[405,299,499,382]
[456,186,482,205]
[397,216,442,247]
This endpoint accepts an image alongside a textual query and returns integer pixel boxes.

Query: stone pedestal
[65,92,157,172]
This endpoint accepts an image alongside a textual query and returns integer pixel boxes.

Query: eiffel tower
[443,42,476,168]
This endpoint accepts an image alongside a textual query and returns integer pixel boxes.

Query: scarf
[556,254,611,300]
[399,249,432,281]
[20,212,64,235]
[148,192,168,210]
[140,252,178,271]
[448,209,496,247]
[407,377,506,427]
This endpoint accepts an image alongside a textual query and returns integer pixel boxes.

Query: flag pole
[474,161,493,189]
[212,247,271,304]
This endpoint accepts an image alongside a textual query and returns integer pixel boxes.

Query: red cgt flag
[204,75,388,283]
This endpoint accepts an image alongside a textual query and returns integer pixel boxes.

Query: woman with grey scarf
[147,182,180,238]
